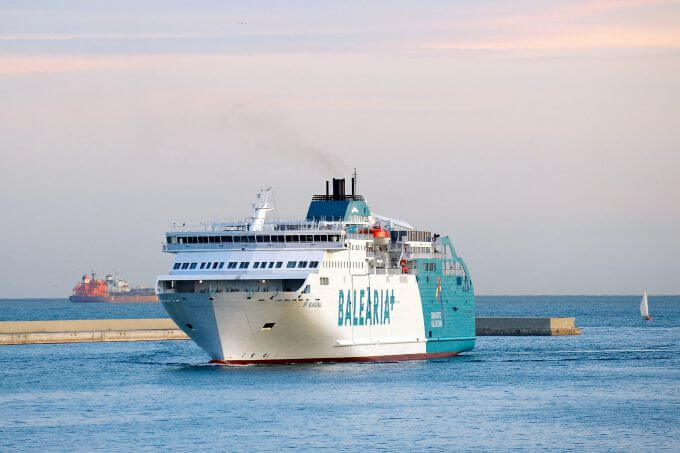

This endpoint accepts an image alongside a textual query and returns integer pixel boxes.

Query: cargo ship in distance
[70,272,159,303]
[157,172,475,364]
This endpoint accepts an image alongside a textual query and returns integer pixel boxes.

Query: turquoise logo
[338,289,395,326]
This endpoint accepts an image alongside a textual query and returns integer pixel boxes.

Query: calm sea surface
[1,296,678,451]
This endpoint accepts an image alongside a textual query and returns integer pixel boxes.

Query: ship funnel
[332,178,345,200]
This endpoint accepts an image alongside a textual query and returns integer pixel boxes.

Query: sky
[1,0,679,297]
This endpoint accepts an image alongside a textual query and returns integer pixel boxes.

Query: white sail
[640,290,650,318]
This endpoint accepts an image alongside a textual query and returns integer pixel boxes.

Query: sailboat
[640,290,652,321]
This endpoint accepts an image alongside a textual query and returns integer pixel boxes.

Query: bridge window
[199,236,208,244]
[189,263,197,269]
[314,235,321,242]
[309,261,319,268]
[298,261,308,268]
[254,262,260,269]
[288,235,299,243]
[247,235,256,243]
[262,235,270,243]
[232,236,241,243]
[227,262,237,269]
[275,262,283,268]
[221,236,232,242]
[181,263,190,270]
[200,262,206,269]
[212,262,219,269]
[239,262,249,269]
[268,262,274,268]
[286,261,296,269]
[256,235,264,243]
[320,235,328,242]
[218,262,225,269]
[208,236,216,243]
[173,263,181,270]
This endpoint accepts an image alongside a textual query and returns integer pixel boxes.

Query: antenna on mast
[249,187,274,231]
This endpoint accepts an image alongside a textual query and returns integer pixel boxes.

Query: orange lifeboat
[370,227,391,246]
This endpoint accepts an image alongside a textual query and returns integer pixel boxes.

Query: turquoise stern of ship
[415,236,476,354]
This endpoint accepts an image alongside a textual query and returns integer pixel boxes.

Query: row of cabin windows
[169,234,341,245]
[173,262,226,270]
[172,260,320,271]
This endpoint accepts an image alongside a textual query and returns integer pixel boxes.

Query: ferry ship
[70,272,158,303]
[157,173,475,364]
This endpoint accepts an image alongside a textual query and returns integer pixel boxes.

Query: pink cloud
[0,55,166,75]
[424,27,680,51]
[0,33,215,42]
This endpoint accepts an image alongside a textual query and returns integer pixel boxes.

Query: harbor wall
[475,317,581,336]
[0,317,580,345]
[0,318,188,345]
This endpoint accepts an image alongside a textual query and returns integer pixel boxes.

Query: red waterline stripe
[209,351,460,365]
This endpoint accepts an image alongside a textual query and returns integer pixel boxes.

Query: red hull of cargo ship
[70,271,158,303]
[69,295,159,303]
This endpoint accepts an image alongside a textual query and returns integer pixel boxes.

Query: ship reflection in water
[69,271,158,303]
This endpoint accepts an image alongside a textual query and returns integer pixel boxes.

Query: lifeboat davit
[370,227,391,246]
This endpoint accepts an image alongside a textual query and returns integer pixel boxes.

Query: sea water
[0,296,678,451]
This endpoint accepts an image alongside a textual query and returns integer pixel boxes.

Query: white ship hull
[160,272,474,364]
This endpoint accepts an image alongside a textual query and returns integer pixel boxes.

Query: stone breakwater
[475,317,581,336]
[0,318,189,345]
[0,317,580,345]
